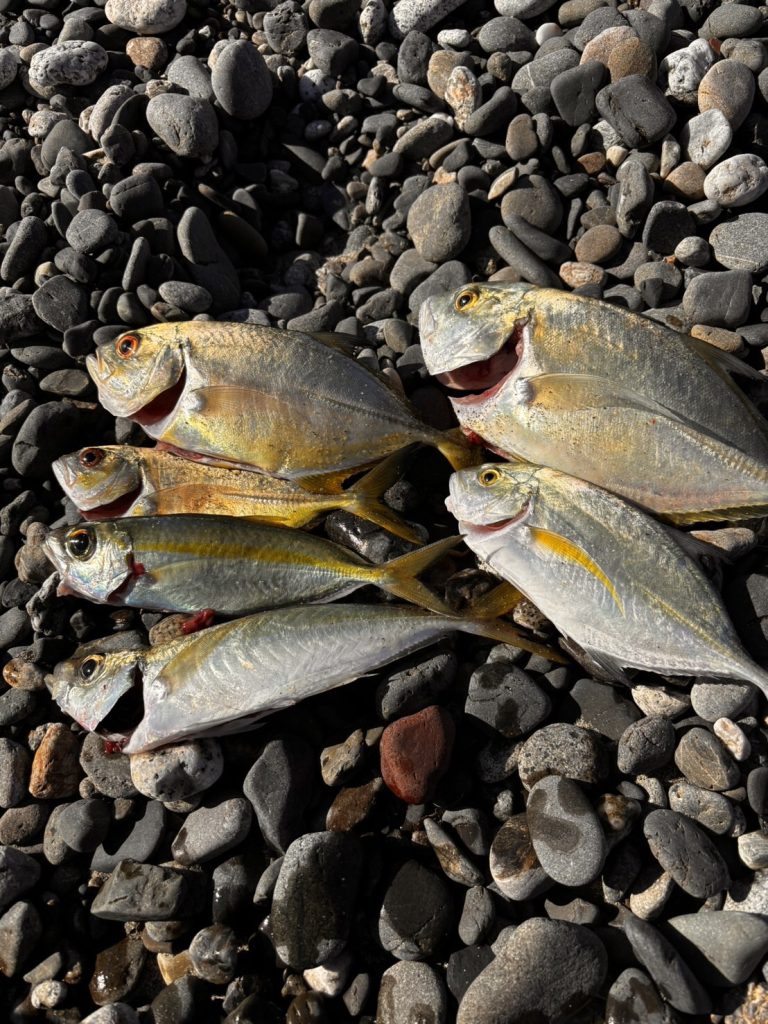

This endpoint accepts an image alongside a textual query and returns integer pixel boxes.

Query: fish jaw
[419,283,535,378]
[87,335,186,420]
[53,448,144,514]
[43,524,135,604]
[48,653,139,733]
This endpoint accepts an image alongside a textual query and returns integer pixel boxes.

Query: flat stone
[377,961,448,1024]
[668,781,734,835]
[406,183,470,263]
[698,59,755,130]
[644,808,730,898]
[605,967,673,1024]
[682,270,752,330]
[710,213,768,274]
[171,798,252,865]
[595,74,675,147]
[380,705,455,804]
[666,911,768,987]
[211,40,272,119]
[680,109,732,170]
[91,860,188,921]
[624,915,711,1016]
[379,860,454,960]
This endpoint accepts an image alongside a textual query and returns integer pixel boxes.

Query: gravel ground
[1,0,768,1021]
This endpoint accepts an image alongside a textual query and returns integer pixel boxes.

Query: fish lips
[49,667,136,734]
[419,296,507,377]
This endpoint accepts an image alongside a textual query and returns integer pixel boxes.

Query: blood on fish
[182,609,216,635]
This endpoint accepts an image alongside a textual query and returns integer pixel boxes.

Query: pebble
[32,275,89,333]
[668,781,735,835]
[29,722,80,799]
[709,212,768,274]
[244,735,315,853]
[747,766,768,816]
[624,915,711,1015]
[617,716,675,774]
[501,174,562,234]
[550,60,606,127]
[680,109,732,171]
[211,41,273,119]
[91,799,167,872]
[605,967,672,1023]
[390,0,470,39]
[595,74,676,147]
[105,0,187,35]
[704,153,768,209]
[57,798,111,852]
[464,662,550,738]
[526,775,606,886]
[698,59,755,130]
[574,224,621,264]
[0,901,41,978]
[377,961,448,1024]
[91,860,188,921]
[567,677,642,740]
[457,919,607,1024]
[66,210,118,255]
[146,95,219,158]
[489,813,552,900]
[659,38,715,104]
[271,832,362,968]
[518,722,608,788]
[129,739,223,802]
[713,717,751,761]
[188,924,238,984]
[29,41,108,89]
[171,797,251,865]
[379,859,453,960]
[423,816,483,887]
[0,738,30,808]
[458,885,494,945]
[682,269,752,330]
[379,704,454,803]
[644,808,730,898]
[666,911,768,986]
[737,831,768,870]
[0,846,40,909]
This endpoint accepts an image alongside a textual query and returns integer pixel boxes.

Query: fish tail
[434,428,484,470]
[460,615,566,662]
[342,449,423,544]
[375,535,460,614]
[466,581,526,620]
[736,660,768,700]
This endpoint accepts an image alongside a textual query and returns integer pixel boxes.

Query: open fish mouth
[99,668,145,736]
[132,364,188,427]
[436,318,529,404]
[80,483,144,520]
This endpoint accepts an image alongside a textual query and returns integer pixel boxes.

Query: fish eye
[65,527,95,560]
[455,288,478,312]
[479,468,502,487]
[116,334,140,359]
[78,447,104,468]
[79,655,103,682]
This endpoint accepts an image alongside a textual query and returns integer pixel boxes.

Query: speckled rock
[129,740,223,802]
[105,0,187,35]
[704,154,768,208]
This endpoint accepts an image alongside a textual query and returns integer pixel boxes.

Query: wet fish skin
[419,283,768,519]
[43,515,458,616]
[419,282,768,463]
[85,322,472,480]
[48,604,559,752]
[447,462,768,695]
[52,445,422,542]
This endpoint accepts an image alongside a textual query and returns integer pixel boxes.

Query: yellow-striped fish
[43,515,458,616]
[52,445,422,542]
[447,462,768,694]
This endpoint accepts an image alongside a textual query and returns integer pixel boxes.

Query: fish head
[419,282,538,389]
[447,462,540,530]
[43,522,135,602]
[86,324,186,421]
[47,643,142,734]
[53,446,144,516]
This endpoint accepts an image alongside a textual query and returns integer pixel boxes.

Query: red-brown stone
[379,705,455,804]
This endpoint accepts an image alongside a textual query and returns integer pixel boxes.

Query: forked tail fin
[374,535,460,615]
[460,614,566,662]
[435,428,484,470]
[342,448,423,544]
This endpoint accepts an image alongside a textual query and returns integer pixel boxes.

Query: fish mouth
[80,483,144,520]
[437,317,529,404]
[132,364,187,427]
[99,668,145,736]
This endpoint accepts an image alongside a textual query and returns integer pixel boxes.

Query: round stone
[65,210,118,255]
[379,860,454,960]
[464,662,550,738]
[575,224,622,264]
[501,174,562,234]
[680,109,733,170]
[146,94,219,158]
[129,739,223,802]
[644,808,730,898]
[698,59,755,130]
[377,962,448,1024]
[704,154,768,209]
[526,775,606,886]
[211,41,273,119]
[29,41,108,88]
[406,184,471,264]
[518,723,608,788]
[659,38,716,104]
[105,0,187,35]
[617,716,675,774]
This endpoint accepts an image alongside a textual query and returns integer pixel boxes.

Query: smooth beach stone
[29,41,108,89]
[644,808,729,898]
[376,962,448,1024]
[605,968,672,1024]
[673,727,740,791]
[379,860,454,961]
[698,59,755,130]
[526,775,606,886]
[665,912,768,986]
[489,813,552,900]
[211,41,273,119]
[710,213,768,274]
[624,915,711,1015]
[105,0,187,35]
[680,109,732,170]
[704,154,768,208]
[457,918,607,1024]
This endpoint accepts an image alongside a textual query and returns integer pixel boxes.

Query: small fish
[85,322,474,486]
[420,283,768,522]
[447,462,768,695]
[52,445,422,543]
[47,604,560,752]
[43,515,458,616]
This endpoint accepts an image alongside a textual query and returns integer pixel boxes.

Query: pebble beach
[1,0,768,1022]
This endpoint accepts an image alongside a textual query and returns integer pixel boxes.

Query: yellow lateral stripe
[139,537,360,575]
[529,526,625,615]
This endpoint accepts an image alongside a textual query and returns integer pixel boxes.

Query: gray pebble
[406,183,470,263]
[390,0,468,39]
[595,74,675,147]
[644,808,730,898]
[1,216,47,282]
[666,911,768,986]
[0,738,30,809]
[605,967,673,1024]
[0,900,41,977]
[177,206,240,309]
[659,39,716,104]
[465,662,551,738]
[617,716,675,774]
[379,859,454,960]
[518,722,608,788]
[737,831,768,870]
[527,775,606,886]
[698,59,755,130]
[489,813,552,900]
[0,846,40,909]
[90,859,188,921]
[641,200,695,256]
[704,153,768,208]
[457,918,607,1024]
[458,885,494,945]
[377,961,448,1024]
[680,109,732,170]
[166,55,213,101]
[668,781,735,835]
[567,677,642,740]
[478,16,535,54]
[129,739,223,802]
[710,213,768,274]
[271,832,362,968]
[65,209,118,255]
[682,269,752,329]
[188,924,238,984]
[91,800,166,873]
[264,2,309,55]
[80,732,138,799]
[624,915,710,1015]
[211,41,273,119]
[700,4,765,42]
[243,734,315,853]
[146,94,219,158]
[57,798,111,852]
[171,797,252,865]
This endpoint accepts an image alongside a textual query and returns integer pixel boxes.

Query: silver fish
[48,604,558,752]
[447,462,768,695]
[43,515,457,616]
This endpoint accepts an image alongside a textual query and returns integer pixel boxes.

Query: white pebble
[105,0,186,36]
[680,109,732,170]
[303,949,353,997]
[659,38,716,103]
[714,717,751,761]
[359,0,388,46]
[704,153,768,208]
[536,22,562,45]
[298,68,336,102]
[129,739,223,802]
[389,0,468,40]
[737,831,768,870]
[31,981,67,1010]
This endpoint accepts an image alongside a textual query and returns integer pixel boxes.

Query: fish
[447,461,768,696]
[420,283,768,522]
[52,444,423,543]
[43,515,459,616]
[85,322,474,487]
[47,604,561,752]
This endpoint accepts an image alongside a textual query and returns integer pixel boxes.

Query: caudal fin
[460,615,566,662]
[376,535,460,614]
[343,448,423,544]
[435,428,484,471]
[467,581,525,620]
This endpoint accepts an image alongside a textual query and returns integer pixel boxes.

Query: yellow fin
[659,504,768,525]
[297,468,365,494]
[467,581,525,620]
[530,526,624,615]
[435,428,484,470]
[461,616,566,661]
[343,448,422,544]
[374,535,460,614]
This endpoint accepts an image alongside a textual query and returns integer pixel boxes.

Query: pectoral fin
[529,526,624,615]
